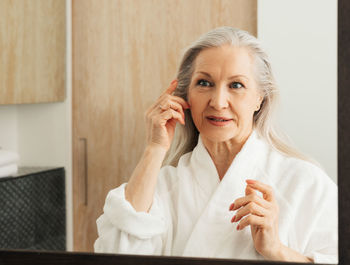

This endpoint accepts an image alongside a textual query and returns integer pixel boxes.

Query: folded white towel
[0,163,18,178]
[0,149,20,167]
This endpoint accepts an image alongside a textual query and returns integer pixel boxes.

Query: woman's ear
[255,95,264,111]
[187,93,192,108]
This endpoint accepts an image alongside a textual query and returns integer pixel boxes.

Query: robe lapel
[182,131,266,260]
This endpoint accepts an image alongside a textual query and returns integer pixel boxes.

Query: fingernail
[236,225,240,230]
[171,79,177,85]
[231,215,236,223]
[246,179,255,184]
[229,203,234,211]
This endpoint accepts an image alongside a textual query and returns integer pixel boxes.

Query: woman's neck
[201,133,251,180]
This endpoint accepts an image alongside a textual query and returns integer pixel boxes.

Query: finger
[169,95,190,110]
[149,94,189,117]
[229,186,258,211]
[236,214,265,231]
[230,192,270,211]
[231,202,268,223]
[152,95,190,114]
[246,179,274,202]
[147,95,183,118]
[159,99,186,119]
[159,108,185,125]
[245,184,256,196]
[161,80,190,109]
[162,79,178,96]
[229,187,255,211]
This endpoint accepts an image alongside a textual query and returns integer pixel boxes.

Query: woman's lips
[206,116,233,127]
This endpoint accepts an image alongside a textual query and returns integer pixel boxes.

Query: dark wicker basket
[0,167,66,251]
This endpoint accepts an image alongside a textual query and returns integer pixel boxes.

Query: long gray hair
[163,26,316,167]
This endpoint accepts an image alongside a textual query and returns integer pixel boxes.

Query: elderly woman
[94,27,337,263]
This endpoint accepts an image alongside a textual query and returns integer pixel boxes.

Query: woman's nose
[209,87,229,110]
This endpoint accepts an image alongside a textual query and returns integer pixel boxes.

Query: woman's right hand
[145,80,190,151]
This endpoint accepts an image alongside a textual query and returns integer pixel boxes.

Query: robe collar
[191,130,265,198]
[183,130,268,258]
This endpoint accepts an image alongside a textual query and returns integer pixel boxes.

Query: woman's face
[188,45,263,144]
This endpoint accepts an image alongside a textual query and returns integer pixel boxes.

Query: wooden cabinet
[0,0,66,104]
[72,0,257,252]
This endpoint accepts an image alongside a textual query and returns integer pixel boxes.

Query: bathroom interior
[0,0,337,262]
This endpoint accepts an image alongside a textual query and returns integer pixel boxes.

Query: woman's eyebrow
[228,74,249,81]
[195,71,249,80]
[195,71,212,77]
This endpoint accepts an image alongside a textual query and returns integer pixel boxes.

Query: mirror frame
[0,0,348,264]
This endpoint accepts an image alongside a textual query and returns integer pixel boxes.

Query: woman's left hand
[229,179,282,260]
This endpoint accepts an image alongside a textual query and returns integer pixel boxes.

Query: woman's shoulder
[281,156,335,187]
[256,149,337,225]
[260,145,337,201]
[254,134,334,184]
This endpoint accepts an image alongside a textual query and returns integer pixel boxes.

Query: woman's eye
[197,79,212,87]
[229,82,244,89]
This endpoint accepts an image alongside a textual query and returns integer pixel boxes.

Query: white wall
[258,0,337,183]
[0,106,18,151]
[17,102,68,166]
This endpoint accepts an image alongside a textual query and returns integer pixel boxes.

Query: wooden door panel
[73,0,257,252]
[0,0,65,104]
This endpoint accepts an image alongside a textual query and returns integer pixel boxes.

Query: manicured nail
[229,203,234,211]
[246,179,255,184]
[236,225,240,230]
[231,215,236,223]
[171,79,177,85]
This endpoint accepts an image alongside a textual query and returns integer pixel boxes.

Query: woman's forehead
[194,45,254,77]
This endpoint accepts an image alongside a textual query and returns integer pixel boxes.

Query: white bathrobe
[94,131,338,263]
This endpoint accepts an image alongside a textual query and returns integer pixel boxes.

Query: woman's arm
[272,244,313,263]
[124,144,167,212]
[124,79,189,212]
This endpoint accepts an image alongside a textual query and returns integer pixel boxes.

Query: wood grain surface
[0,0,66,104]
[72,0,257,252]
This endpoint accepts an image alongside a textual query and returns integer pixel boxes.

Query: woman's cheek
[190,109,202,131]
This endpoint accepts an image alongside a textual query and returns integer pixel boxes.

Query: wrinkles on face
[188,45,263,161]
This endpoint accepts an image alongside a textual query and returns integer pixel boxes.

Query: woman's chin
[200,130,239,143]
